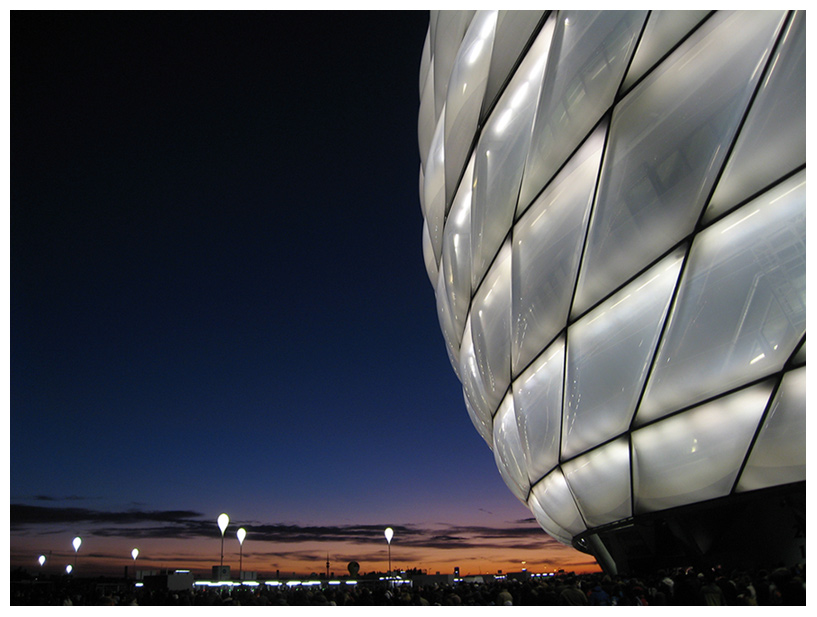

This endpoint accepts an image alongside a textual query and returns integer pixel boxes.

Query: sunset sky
[10,10,601,579]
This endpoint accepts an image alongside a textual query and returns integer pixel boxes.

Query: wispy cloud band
[11,503,558,552]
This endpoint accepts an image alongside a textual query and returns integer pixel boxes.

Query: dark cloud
[11,504,556,552]
[11,504,203,529]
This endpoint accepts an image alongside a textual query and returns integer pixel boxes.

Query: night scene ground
[9,9,601,581]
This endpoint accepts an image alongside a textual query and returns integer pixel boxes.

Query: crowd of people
[11,563,806,606]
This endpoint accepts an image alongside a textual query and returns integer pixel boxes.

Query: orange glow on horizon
[11,534,601,579]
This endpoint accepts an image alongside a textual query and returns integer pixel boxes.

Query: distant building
[410,573,457,586]
[418,10,805,575]
[139,569,195,591]
[211,565,230,581]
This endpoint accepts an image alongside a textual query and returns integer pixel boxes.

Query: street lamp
[384,527,394,575]
[65,564,73,575]
[131,548,139,580]
[217,513,230,572]
[38,555,46,567]
[236,528,246,581]
[72,536,82,569]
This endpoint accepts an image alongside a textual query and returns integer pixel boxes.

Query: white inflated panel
[529,468,586,537]
[459,316,494,439]
[621,10,710,92]
[481,10,546,122]
[528,487,573,545]
[438,154,475,354]
[572,11,787,317]
[444,11,497,209]
[706,10,806,221]
[511,124,604,375]
[638,170,806,424]
[519,10,646,211]
[471,18,554,290]
[562,437,632,528]
[564,250,684,458]
[493,393,529,503]
[632,382,772,514]
[513,337,565,485]
[737,367,806,491]
[470,240,513,413]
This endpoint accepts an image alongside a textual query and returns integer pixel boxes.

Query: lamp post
[72,536,82,570]
[131,548,139,581]
[384,527,394,576]
[217,513,229,573]
[236,528,246,582]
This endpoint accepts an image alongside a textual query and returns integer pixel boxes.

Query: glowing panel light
[419,9,805,564]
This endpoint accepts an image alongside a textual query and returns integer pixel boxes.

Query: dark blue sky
[11,11,593,576]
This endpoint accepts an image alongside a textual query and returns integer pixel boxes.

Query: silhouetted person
[559,578,588,605]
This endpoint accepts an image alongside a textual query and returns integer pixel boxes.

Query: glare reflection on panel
[421,219,437,287]
[471,17,554,290]
[470,241,513,412]
[432,11,476,120]
[481,11,546,121]
[423,107,447,265]
[418,62,436,172]
[464,388,492,449]
[444,11,497,208]
[459,317,494,440]
[419,27,432,97]
[513,337,565,484]
[493,394,529,502]
[435,267,460,378]
[439,154,475,351]
[436,156,475,378]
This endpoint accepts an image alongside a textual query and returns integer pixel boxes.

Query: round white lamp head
[132,548,139,561]
[237,527,246,545]
[384,527,394,544]
[217,513,229,535]
[66,565,73,574]
[38,555,46,566]
[72,537,82,552]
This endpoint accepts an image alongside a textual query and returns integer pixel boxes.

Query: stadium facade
[418,10,805,575]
